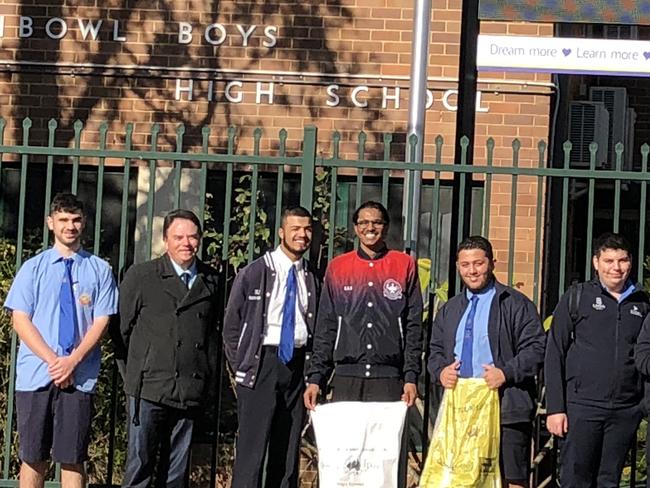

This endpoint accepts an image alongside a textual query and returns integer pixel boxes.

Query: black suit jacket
[119,254,220,409]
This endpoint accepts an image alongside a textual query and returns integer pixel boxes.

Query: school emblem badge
[383,279,403,300]
[592,297,606,311]
[78,293,92,306]
[631,305,643,317]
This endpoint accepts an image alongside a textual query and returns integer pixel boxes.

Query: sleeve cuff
[404,371,418,384]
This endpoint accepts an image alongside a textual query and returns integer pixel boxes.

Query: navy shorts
[15,383,94,464]
[501,422,532,483]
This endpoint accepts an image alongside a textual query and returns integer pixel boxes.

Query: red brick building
[0,0,554,296]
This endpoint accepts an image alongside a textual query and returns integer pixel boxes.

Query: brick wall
[0,0,553,296]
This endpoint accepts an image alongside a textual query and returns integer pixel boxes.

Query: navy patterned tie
[459,295,479,378]
[278,266,297,364]
[58,258,78,355]
[181,272,191,289]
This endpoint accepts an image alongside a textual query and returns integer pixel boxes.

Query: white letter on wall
[175,79,194,101]
[178,22,193,44]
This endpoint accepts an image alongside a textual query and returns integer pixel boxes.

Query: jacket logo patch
[344,285,353,292]
[631,305,643,317]
[592,297,606,311]
[383,279,403,300]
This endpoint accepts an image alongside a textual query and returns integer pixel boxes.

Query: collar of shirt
[49,247,89,264]
[169,258,198,280]
[357,244,389,261]
[271,246,304,273]
[465,279,496,300]
[600,279,636,303]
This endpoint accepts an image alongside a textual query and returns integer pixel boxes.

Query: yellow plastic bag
[419,378,501,488]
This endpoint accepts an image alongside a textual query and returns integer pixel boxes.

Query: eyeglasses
[355,219,386,227]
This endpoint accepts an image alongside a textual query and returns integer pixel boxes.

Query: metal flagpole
[403,0,432,256]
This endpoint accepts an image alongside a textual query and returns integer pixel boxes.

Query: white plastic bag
[311,401,408,488]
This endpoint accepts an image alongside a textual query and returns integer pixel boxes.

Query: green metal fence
[0,118,649,486]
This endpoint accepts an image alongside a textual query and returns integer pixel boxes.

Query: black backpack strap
[567,283,583,342]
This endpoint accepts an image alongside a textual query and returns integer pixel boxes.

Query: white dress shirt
[263,247,309,347]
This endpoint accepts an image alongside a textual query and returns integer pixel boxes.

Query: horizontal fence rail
[0,118,649,487]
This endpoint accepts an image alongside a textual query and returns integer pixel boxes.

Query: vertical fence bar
[381,134,391,207]
[558,142,572,296]
[198,126,210,257]
[173,124,185,210]
[42,120,57,251]
[532,141,546,306]
[146,124,160,261]
[482,138,494,237]
[109,123,133,488]
[71,120,83,195]
[455,136,470,294]
[93,122,108,255]
[327,132,341,263]
[507,140,520,286]
[584,143,597,279]
[222,127,236,264]
[613,143,623,233]
[355,131,366,212]
[215,127,237,486]
[3,118,32,480]
[422,135,444,465]
[638,145,649,283]
[301,126,317,211]
[118,124,133,275]
[248,128,262,264]
[0,119,4,202]
[273,129,287,249]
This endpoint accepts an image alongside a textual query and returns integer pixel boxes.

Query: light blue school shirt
[169,258,198,288]
[4,248,118,393]
[454,283,496,378]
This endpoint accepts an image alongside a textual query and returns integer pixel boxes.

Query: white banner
[311,401,408,488]
[477,34,650,77]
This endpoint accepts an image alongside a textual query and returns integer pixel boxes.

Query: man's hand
[304,384,320,411]
[49,355,79,387]
[401,382,417,406]
[547,413,569,438]
[482,364,506,390]
[440,360,460,389]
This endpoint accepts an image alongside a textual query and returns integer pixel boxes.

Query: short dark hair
[593,232,632,258]
[163,209,202,238]
[456,235,494,261]
[50,193,84,216]
[352,201,389,226]
[280,206,312,226]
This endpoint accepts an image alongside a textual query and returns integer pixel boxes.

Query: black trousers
[231,347,306,488]
[560,403,642,488]
[329,375,407,488]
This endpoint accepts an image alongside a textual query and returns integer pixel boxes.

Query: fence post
[301,126,317,210]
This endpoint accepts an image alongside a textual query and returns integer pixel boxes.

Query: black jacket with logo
[306,248,423,388]
[545,279,649,414]
[223,251,320,389]
[428,280,545,424]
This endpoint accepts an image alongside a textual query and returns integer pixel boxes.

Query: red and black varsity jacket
[306,248,423,387]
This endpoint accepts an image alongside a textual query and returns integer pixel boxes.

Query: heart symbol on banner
[644,52,650,60]
[562,48,572,57]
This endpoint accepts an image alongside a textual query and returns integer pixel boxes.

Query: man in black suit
[119,209,220,488]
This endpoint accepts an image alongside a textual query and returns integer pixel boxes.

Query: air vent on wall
[589,87,628,168]
[568,101,610,168]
